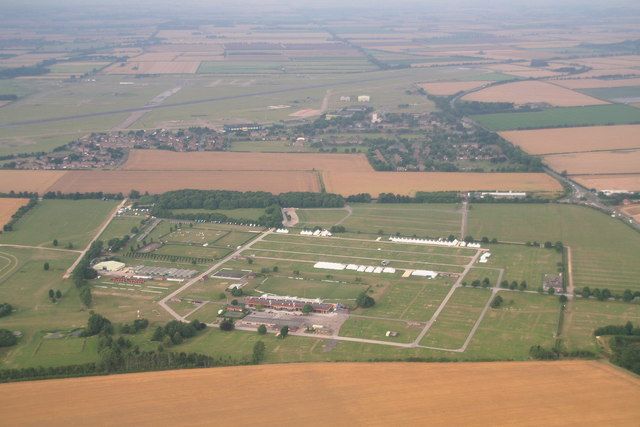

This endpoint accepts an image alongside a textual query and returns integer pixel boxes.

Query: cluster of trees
[0,329,17,348]
[148,189,344,212]
[83,313,113,336]
[499,280,529,291]
[356,292,375,308]
[0,303,12,318]
[346,193,372,203]
[151,319,206,346]
[463,277,494,289]
[252,341,266,364]
[2,198,37,232]
[592,322,640,375]
[72,241,104,307]
[593,321,640,337]
[0,190,40,198]
[219,318,235,331]
[329,225,346,233]
[528,345,595,361]
[107,235,130,252]
[580,287,640,302]
[375,192,463,204]
[120,318,149,334]
[0,61,53,79]
[48,289,62,302]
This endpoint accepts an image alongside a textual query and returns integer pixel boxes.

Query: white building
[339,96,351,102]
[357,95,370,102]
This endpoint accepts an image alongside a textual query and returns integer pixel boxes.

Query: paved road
[63,199,127,279]
[411,249,484,347]
[158,228,272,321]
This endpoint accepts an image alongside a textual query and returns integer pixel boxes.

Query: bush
[0,303,13,318]
[219,318,235,331]
[0,329,17,347]
[257,324,267,335]
[84,313,113,337]
[356,292,375,308]
[490,295,504,308]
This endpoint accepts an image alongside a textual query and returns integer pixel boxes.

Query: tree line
[72,241,104,307]
[2,199,37,232]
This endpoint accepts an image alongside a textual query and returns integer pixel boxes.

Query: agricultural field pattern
[0,0,639,425]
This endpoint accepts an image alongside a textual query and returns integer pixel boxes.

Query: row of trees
[72,241,104,307]
[580,287,640,302]
[148,189,345,212]
[2,198,37,232]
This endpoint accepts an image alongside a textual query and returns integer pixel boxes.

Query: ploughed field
[0,361,638,426]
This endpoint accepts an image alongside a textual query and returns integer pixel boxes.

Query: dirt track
[0,361,637,426]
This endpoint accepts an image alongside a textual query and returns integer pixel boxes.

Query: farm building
[244,295,335,314]
[358,95,370,102]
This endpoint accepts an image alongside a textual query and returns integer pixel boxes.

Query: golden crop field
[462,80,608,106]
[47,170,321,194]
[419,81,491,96]
[544,150,640,175]
[322,171,562,196]
[0,198,29,227]
[0,362,638,426]
[0,170,67,194]
[500,125,640,155]
[574,174,640,191]
[122,150,374,172]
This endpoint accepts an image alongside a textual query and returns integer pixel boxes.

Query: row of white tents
[389,236,481,248]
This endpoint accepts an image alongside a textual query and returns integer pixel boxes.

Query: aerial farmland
[0,0,639,424]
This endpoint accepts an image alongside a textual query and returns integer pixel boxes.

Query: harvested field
[573,174,640,192]
[419,81,491,96]
[500,125,640,155]
[0,362,638,426]
[0,198,28,227]
[553,78,640,90]
[322,171,561,196]
[485,63,561,78]
[47,170,320,194]
[0,170,66,194]
[621,204,640,221]
[104,61,200,74]
[462,80,607,107]
[544,150,640,175]
[122,150,374,172]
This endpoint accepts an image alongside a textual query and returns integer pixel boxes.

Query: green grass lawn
[98,216,145,242]
[579,86,640,102]
[465,292,560,359]
[0,199,117,248]
[338,316,423,343]
[468,204,640,293]
[355,278,453,322]
[420,287,492,349]
[340,203,462,238]
[564,298,640,352]
[296,208,350,227]
[481,244,562,289]
[258,276,367,303]
[472,104,640,131]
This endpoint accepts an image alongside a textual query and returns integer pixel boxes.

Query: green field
[580,86,640,102]
[0,199,117,248]
[472,104,640,131]
[98,216,145,242]
[339,317,423,343]
[257,276,367,303]
[465,291,560,358]
[482,244,562,289]
[564,298,640,352]
[420,287,491,349]
[468,204,640,292]
[296,208,350,227]
[355,279,453,322]
[339,203,463,237]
